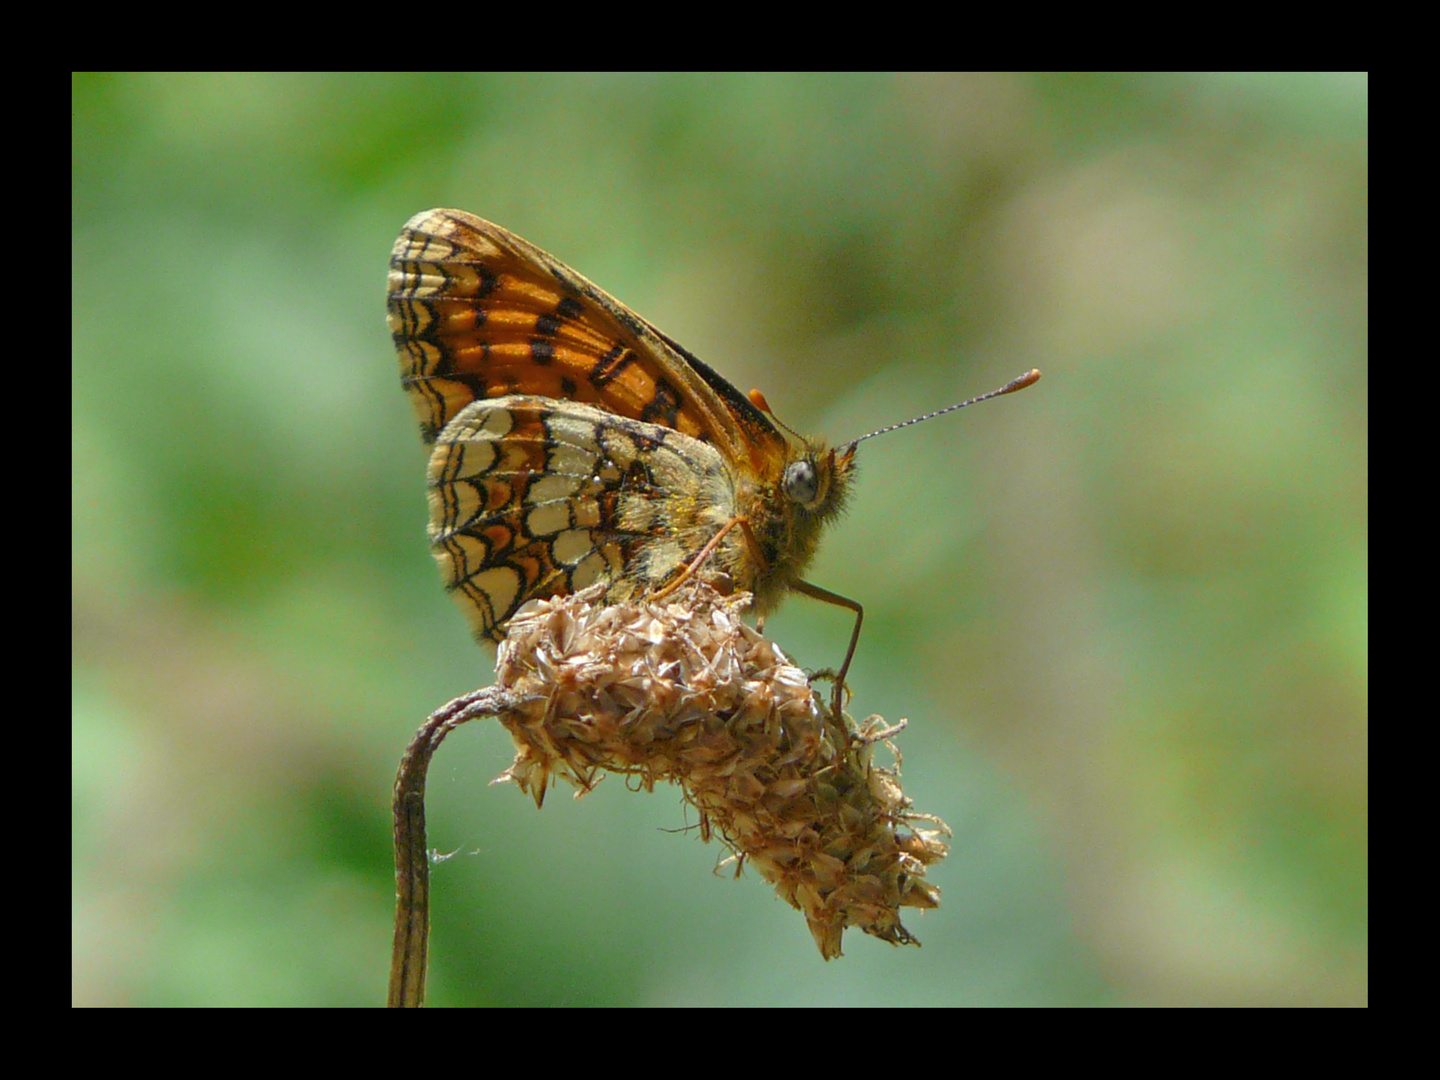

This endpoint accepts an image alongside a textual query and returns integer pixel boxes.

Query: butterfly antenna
[839,368,1041,453]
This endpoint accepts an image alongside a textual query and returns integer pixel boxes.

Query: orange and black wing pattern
[386,209,787,473]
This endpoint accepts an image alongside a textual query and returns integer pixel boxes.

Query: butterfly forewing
[388,210,786,464]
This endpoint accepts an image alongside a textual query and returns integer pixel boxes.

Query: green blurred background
[72,73,1367,1007]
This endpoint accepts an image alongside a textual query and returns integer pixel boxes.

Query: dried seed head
[488,581,949,959]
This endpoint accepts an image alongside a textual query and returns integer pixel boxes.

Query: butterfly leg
[790,579,864,720]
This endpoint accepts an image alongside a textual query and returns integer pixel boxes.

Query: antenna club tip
[1004,369,1042,393]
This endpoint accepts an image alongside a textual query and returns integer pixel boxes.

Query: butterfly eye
[782,459,819,506]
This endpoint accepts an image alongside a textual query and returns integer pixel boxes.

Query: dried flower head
[489,580,949,959]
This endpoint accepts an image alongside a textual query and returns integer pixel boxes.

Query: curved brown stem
[389,687,519,1008]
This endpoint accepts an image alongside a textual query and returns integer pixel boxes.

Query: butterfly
[387,209,1038,716]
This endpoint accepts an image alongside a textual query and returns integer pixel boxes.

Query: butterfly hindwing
[426,394,736,640]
